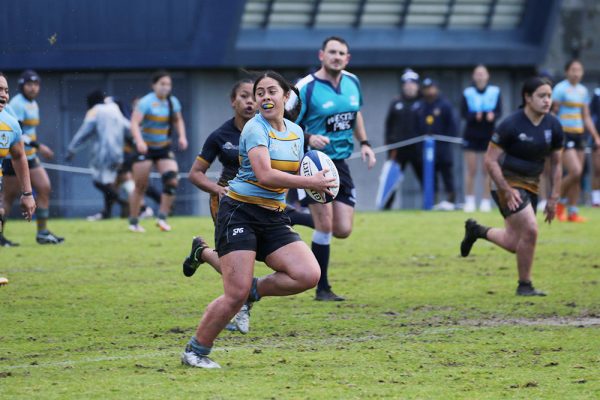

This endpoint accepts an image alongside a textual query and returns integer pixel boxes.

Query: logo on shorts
[232,227,245,236]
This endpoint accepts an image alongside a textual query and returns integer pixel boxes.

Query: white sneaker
[463,202,476,212]
[537,199,547,213]
[128,224,146,233]
[140,207,154,219]
[479,199,492,212]
[433,201,455,211]
[232,303,251,334]
[86,213,104,221]
[156,219,171,232]
[0,277,8,286]
[181,350,221,369]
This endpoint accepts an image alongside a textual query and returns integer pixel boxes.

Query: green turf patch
[1,210,598,399]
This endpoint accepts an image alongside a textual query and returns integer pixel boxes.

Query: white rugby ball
[299,150,339,203]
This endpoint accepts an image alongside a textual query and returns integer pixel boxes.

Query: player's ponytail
[284,86,302,121]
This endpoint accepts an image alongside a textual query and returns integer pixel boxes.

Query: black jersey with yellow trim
[491,109,563,192]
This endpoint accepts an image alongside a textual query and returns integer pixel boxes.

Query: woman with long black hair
[181,71,336,368]
[460,77,563,296]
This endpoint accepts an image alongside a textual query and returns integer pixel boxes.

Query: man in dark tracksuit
[384,69,422,209]
[417,78,457,208]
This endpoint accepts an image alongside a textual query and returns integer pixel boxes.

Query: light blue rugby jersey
[136,92,182,149]
[6,93,39,160]
[0,109,23,176]
[228,113,304,211]
[552,79,588,134]
[295,71,363,160]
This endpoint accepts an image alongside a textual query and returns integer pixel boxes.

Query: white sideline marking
[3,317,598,370]
[2,327,461,370]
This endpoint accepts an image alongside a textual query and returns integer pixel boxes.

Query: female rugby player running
[128,70,188,232]
[460,77,563,296]
[181,71,336,368]
[181,79,313,334]
[552,60,600,222]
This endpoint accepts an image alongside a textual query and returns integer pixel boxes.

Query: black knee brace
[161,170,178,195]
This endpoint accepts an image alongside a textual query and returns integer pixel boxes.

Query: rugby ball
[299,150,339,203]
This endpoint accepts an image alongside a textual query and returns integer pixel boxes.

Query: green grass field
[1,209,599,399]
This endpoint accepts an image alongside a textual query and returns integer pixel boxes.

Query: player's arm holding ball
[249,146,336,196]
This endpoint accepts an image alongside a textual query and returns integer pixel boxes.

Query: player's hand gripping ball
[300,150,339,203]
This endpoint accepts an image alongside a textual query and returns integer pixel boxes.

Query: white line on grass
[2,326,462,370]
[4,318,598,371]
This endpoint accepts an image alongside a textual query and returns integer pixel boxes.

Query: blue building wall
[1,0,560,71]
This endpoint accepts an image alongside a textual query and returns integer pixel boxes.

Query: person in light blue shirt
[2,70,63,245]
[290,36,376,301]
[461,65,502,213]
[181,71,336,369]
[128,70,188,233]
[0,72,36,249]
[552,60,600,222]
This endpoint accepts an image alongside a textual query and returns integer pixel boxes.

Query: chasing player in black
[460,77,563,296]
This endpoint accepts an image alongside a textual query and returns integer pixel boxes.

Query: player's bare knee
[333,226,352,239]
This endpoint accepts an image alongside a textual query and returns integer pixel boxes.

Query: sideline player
[0,71,37,257]
[128,70,188,232]
[181,71,336,368]
[290,36,376,301]
[461,65,502,212]
[460,77,563,296]
[1,70,63,245]
[552,60,600,221]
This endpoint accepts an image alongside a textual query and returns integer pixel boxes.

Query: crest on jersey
[544,129,552,144]
[0,133,8,147]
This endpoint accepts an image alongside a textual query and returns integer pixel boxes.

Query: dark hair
[151,70,174,137]
[521,76,553,107]
[230,79,253,101]
[0,71,4,78]
[322,36,349,52]
[564,59,582,72]
[86,89,106,109]
[253,70,301,121]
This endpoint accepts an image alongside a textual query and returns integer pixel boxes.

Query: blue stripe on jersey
[7,93,39,160]
[552,80,588,134]
[228,114,304,210]
[0,110,23,174]
[136,92,182,149]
